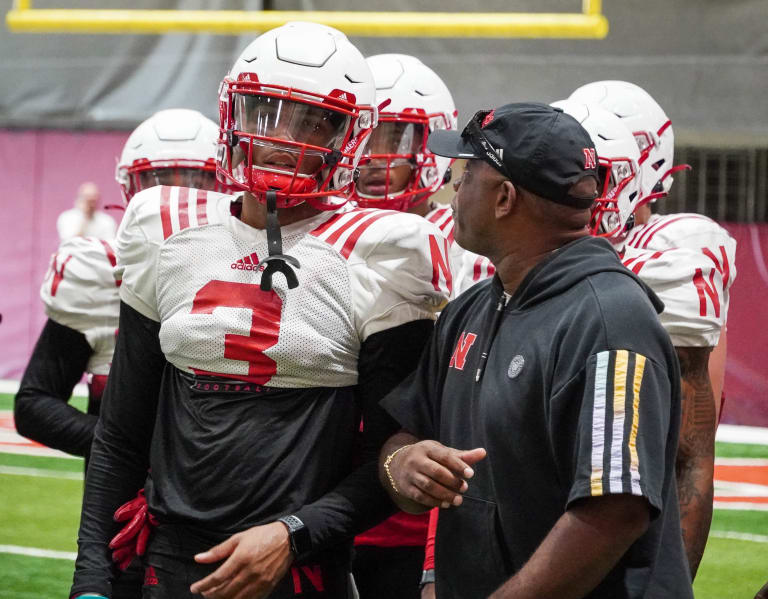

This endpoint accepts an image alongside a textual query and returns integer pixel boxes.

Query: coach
[378,103,693,599]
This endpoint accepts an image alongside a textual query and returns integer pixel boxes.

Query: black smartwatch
[277,515,312,558]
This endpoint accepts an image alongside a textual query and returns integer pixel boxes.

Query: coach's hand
[381,433,487,513]
[190,521,293,599]
[755,580,768,599]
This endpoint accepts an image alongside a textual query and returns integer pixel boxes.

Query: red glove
[109,489,157,571]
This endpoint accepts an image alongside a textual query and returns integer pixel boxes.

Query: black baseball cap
[428,102,599,209]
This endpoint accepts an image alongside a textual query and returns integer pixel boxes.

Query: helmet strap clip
[257,190,301,291]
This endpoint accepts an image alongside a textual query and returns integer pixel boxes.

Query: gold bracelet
[384,444,412,495]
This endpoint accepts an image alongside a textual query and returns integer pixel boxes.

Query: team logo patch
[583,148,597,170]
[449,332,478,371]
[507,355,525,379]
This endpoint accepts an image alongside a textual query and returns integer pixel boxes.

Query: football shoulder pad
[40,236,120,372]
[116,185,231,321]
[623,245,726,347]
[311,207,452,339]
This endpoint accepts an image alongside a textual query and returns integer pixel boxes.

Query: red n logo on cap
[583,148,597,170]
[482,110,495,128]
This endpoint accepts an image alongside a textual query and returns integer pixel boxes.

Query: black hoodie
[383,236,692,599]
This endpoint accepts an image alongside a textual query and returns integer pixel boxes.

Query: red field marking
[714,461,768,508]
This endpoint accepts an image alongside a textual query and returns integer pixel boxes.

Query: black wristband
[278,515,312,558]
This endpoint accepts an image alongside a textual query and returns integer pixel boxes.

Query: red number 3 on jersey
[190,281,283,384]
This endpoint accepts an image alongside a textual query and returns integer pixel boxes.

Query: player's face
[233,95,350,176]
[356,121,423,196]
[356,163,413,196]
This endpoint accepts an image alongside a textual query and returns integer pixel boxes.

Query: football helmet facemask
[552,100,643,240]
[217,22,377,210]
[569,80,690,205]
[352,54,458,211]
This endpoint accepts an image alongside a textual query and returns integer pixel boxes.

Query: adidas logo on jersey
[231,252,264,271]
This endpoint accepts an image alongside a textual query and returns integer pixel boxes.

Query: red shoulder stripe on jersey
[628,217,669,249]
[325,211,372,245]
[159,186,173,240]
[625,225,645,249]
[98,239,117,268]
[640,215,711,249]
[630,251,664,274]
[622,256,640,269]
[340,212,392,259]
[50,254,73,297]
[631,214,709,250]
[196,189,209,226]
[427,207,449,224]
[473,256,484,281]
[177,187,190,231]
[309,210,353,238]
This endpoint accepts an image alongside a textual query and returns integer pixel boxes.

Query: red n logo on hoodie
[449,332,478,370]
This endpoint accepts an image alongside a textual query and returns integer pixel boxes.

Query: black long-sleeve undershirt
[71,300,432,597]
[71,302,165,598]
[14,318,97,458]
[293,318,432,557]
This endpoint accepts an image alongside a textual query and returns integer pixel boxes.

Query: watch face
[279,515,311,557]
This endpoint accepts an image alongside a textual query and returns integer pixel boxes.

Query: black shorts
[142,524,355,598]
[352,545,423,599]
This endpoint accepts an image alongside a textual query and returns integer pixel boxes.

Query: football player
[348,53,485,599]
[14,107,220,598]
[558,95,735,580]
[568,80,736,419]
[70,23,451,599]
[352,53,495,299]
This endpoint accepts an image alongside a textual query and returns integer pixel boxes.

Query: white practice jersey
[624,212,737,346]
[116,186,451,388]
[622,244,727,347]
[40,236,121,375]
[426,206,495,298]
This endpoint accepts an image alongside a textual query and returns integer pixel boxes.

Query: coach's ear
[495,180,517,219]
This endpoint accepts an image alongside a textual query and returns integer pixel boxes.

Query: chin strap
[257,190,301,291]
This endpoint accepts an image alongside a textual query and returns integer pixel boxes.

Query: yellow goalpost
[6,0,608,38]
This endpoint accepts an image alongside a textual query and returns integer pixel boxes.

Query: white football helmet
[352,54,458,211]
[116,108,221,204]
[217,22,377,210]
[552,100,642,240]
[569,80,690,204]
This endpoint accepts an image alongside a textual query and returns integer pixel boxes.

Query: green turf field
[1,392,766,597]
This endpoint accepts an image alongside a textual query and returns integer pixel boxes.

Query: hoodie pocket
[434,496,510,599]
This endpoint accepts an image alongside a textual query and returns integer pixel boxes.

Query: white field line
[0,465,82,480]
[717,424,768,446]
[0,545,76,560]
[709,530,768,543]
[714,502,768,511]
[715,458,768,466]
